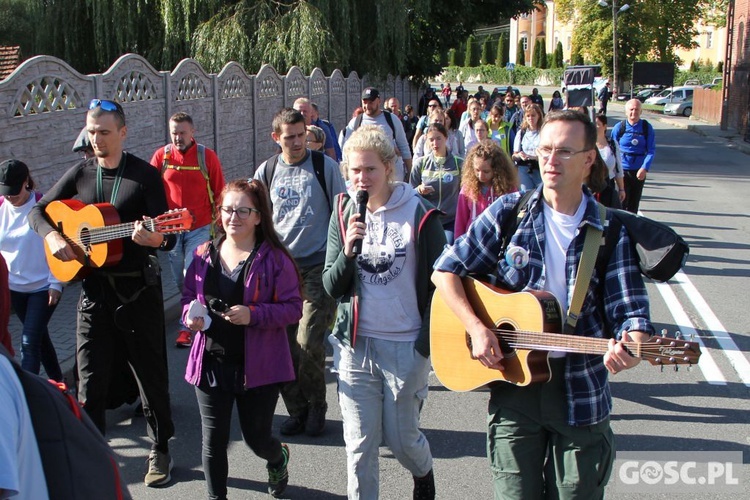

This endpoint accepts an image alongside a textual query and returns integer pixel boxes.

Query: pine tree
[495,35,505,66]
[536,38,547,69]
[448,48,457,66]
[465,34,477,67]
[554,41,564,68]
[481,37,493,65]
[516,39,525,66]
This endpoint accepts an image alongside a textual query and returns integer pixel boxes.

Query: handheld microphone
[352,190,369,255]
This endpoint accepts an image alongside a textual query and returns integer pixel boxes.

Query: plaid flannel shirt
[434,186,654,426]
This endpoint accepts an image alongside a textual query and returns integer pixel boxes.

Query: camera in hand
[208,298,229,314]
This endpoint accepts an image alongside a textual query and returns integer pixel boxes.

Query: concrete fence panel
[0,54,422,190]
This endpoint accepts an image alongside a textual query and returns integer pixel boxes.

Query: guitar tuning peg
[674,364,679,372]
[660,364,664,373]
[675,331,682,340]
[687,363,692,371]
[661,329,667,337]
[690,333,694,341]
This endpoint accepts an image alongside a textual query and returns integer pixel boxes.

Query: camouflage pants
[281,263,337,417]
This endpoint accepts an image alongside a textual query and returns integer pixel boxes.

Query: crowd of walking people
[1,80,656,500]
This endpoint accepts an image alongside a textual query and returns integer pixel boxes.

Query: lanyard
[96,153,127,204]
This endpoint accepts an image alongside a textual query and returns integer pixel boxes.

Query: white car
[644,86,695,106]
[663,100,692,117]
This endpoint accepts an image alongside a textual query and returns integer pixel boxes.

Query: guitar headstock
[152,208,195,234]
[639,332,702,367]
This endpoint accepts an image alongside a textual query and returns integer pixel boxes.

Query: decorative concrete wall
[0,54,420,189]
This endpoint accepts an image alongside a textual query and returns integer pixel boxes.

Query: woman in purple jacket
[182,179,303,499]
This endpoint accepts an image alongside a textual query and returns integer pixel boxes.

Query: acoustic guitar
[44,199,194,282]
[430,277,702,392]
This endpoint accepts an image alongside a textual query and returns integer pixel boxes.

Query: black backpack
[0,345,131,500]
[614,119,650,145]
[342,110,397,141]
[500,191,688,283]
[262,150,331,212]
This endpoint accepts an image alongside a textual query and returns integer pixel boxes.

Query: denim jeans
[195,378,283,500]
[330,335,433,500]
[517,165,542,193]
[10,289,62,381]
[167,224,212,290]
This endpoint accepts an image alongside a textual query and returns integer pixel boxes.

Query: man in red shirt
[151,112,225,347]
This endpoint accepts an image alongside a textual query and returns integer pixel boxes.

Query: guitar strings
[489,329,697,361]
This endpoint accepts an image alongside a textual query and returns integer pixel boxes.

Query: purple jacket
[183,239,302,389]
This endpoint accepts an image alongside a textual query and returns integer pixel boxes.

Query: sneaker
[280,413,307,436]
[267,443,290,498]
[413,469,435,500]
[305,403,327,437]
[175,330,192,347]
[144,449,173,487]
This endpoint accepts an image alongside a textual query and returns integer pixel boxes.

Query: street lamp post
[598,0,629,94]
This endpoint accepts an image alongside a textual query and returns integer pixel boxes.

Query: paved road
[8,105,749,498]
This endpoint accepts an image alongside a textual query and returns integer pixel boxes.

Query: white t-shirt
[542,198,586,358]
[0,356,50,499]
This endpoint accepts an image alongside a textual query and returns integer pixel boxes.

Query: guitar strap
[563,204,607,334]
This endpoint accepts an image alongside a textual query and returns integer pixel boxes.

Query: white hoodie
[355,183,422,341]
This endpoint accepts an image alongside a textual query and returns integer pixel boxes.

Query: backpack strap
[383,111,397,140]
[310,150,332,213]
[161,143,216,236]
[498,189,535,259]
[264,152,331,213]
[614,119,649,146]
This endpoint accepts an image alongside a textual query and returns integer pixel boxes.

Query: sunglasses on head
[89,99,121,112]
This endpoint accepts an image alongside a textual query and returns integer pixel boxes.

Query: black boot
[413,469,435,500]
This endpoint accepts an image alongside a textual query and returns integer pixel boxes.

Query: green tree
[448,48,458,66]
[495,34,506,66]
[481,37,494,65]
[517,39,525,66]
[19,0,539,79]
[465,34,477,67]
[554,41,564,68]
[534,37,547,68]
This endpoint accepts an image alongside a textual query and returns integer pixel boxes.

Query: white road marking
[654,281,726,385]
[673,271,750,387]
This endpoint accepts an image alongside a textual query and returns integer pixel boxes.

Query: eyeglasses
[427,104,439,108]
[306,139,322,144]
[220,206,260,219]
[89,99,121,112]
[536,147,592,161]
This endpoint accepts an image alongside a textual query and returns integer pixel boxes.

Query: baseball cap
[0,159,29,196]
[361,88,380,101]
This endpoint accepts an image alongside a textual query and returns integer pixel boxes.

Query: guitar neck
[86,219,156,245]
[497,330,641,358]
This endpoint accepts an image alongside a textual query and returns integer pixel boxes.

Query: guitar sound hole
[79,227,91,251]
[464,322,517,357]
[496,322,516,355]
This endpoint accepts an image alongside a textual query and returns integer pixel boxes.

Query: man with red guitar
[432,110,654,499]
[29,99,177,488]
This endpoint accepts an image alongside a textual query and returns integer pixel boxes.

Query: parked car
[663,99,692,117]
[644,86,695,106]
[631,88,660,102]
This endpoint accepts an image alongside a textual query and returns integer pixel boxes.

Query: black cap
[0,159,29,196]
[72,126,91,153]
[361,87,380,101]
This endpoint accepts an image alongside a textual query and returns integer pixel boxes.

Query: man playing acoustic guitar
[29,99,177,488]
[432,110,654,499]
